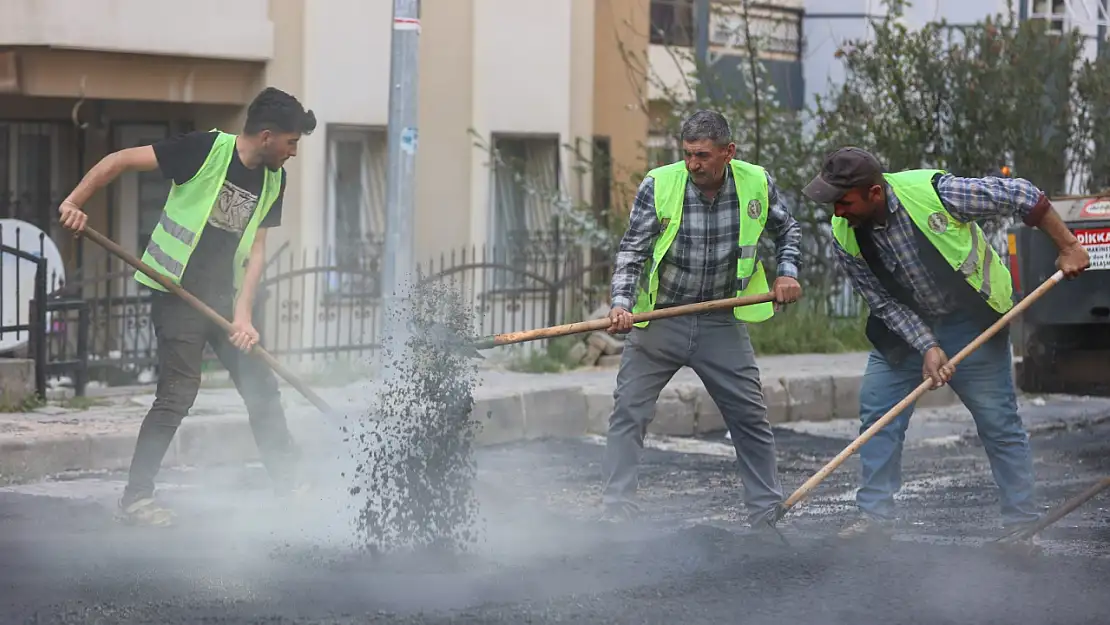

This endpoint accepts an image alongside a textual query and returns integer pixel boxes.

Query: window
[1029,0,1067,33]
[136,170,168,251]
[0,122,68,237]
[592,137,612,227]
[489,135,561,288]
[325,125,387,295]
[708,4,803,60]
[113,124,172,253]
[650,0,697,47]
[490,135,560,249]
[646,133,680,169]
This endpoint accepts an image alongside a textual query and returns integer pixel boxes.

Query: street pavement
[13,351,876,432]
[2,395,1110,624]
[0,352,892,484]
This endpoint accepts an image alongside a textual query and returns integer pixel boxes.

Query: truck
[1008,194,1110,396]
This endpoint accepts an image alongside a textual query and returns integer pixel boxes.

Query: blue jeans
[855,312,1039,527]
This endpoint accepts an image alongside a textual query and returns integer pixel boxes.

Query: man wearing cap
[802,147,1090,543]
[601,109,803,534]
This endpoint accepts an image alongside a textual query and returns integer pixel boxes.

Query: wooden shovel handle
[472,292,777,349]
[779,270,1066,515]
[80,226,336,417]
[1001,475,1110,541]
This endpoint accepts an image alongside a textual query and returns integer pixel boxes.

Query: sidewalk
[0,351,961,484]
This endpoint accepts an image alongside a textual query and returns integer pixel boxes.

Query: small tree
[814,0,1110,248]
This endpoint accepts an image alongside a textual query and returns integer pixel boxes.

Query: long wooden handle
[472,292,777,349]
[80,226,336,417]
[1005,476,1110,540]
[779,270,1066,515]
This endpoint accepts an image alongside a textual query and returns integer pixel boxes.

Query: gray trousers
[602,310,784,525]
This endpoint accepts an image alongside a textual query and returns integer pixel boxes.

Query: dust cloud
[184,277,604,576]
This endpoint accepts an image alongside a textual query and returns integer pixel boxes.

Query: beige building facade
[0,0,652,375]
[0,0,655,269]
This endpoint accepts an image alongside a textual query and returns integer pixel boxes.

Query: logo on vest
[747,199,762,219]
[927,212,949,234]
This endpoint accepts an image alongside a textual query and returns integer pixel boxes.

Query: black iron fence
[1,223,615,387]
[251,230,612,367]
[0,225,89,398]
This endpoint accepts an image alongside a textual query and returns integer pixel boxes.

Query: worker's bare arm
[59,146,161,232]
[1036,207,1090,278]
[66,146,159,208]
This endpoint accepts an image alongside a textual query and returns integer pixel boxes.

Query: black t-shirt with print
[151,130,286,305]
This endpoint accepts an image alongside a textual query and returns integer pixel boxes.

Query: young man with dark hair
[802,147,1089,547]
[59,87,317,526]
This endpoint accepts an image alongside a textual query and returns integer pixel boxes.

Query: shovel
[428,292,778,357]
[79,227,340,422]
[993,475,1110,544]
[772,270,1066,524]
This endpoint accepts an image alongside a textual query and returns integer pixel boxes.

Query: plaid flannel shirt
[833,173,1050,354]
[610,166,802,310]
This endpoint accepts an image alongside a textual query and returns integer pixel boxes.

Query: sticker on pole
[1076,228,1110,270]
[400,127,417,155]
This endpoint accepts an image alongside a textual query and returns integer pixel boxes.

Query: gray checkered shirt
[610,165,802,310]
[833,173,1047,354]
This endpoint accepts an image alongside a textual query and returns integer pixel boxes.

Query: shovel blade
[417,321,487,359]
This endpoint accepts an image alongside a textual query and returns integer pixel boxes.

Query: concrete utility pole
[382,0,421,315]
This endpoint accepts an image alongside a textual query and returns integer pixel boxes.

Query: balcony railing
[0,0,273,62]
[650,0,805,60]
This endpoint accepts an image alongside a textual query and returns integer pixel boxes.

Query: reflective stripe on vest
[631,159,775,326]
[145,240,185,278]
[158,212,197,247]
[830,168,1014,315]
[736,242,759,291]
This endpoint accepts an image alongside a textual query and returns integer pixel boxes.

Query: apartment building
[0,0,651,378]
[642,0,805,167]
[0,0,652,270]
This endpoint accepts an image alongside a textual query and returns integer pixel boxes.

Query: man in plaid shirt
[803,147,1090,546]
[601,110,803,533]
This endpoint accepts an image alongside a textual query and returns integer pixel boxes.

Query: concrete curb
[0,372,960,484]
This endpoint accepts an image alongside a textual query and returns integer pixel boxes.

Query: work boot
[114,496,176,528]
[836,515,894,542]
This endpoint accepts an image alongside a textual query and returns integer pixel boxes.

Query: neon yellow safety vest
[831,168,1014,314]
[631,159,775,327]
[134,130,282,294]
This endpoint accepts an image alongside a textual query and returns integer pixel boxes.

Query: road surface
[2,395,1110,624]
